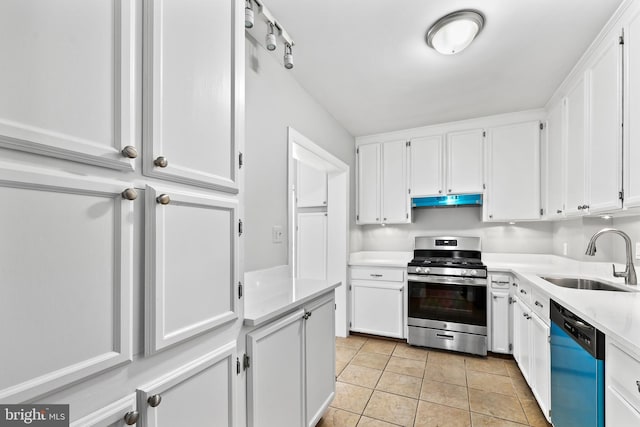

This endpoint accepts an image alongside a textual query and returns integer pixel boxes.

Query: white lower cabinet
[70,394,137,427]
[513,297,531,382]
[137,342,237,427]
[490,290,510,354]
[350,266,405,338]
[246,293,335,427]
[606,338,640,425]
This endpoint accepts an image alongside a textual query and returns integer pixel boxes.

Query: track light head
[284,43,294,69]
[266,22,277,51]
[244,0,254,29]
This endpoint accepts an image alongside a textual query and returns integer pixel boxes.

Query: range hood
[412,194,483,208]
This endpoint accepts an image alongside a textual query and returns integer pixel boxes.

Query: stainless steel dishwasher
[550,300,605,427]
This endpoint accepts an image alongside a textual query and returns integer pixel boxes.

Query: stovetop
[408,256,485,268]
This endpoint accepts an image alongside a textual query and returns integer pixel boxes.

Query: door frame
[287,127,350,337]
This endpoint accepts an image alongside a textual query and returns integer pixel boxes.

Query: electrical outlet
[272,226,283,243]
[563,242,568,256]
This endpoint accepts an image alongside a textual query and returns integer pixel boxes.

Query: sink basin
[539,276,630,292]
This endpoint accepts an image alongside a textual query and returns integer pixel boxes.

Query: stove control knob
[415,267,423,273]
[424,268,430,274]
[470,270,477,276]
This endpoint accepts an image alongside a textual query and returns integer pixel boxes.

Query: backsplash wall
[359,207,554,253]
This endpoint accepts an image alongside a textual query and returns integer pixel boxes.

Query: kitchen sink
[539,276,631,292]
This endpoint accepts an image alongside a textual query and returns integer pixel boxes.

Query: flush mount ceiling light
[426,9,485,55]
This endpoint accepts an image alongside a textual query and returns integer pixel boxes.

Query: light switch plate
[272,226,283,243]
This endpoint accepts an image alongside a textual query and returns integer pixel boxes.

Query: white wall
[359,207,554,254]
[245,34,356,272]
[551,217,616,262]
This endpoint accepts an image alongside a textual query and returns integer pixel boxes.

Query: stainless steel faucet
[585,228,637,285]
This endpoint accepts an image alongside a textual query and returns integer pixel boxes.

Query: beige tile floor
[318,335,552,427]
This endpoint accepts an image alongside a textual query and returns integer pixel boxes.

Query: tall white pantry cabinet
[0,0,244,426]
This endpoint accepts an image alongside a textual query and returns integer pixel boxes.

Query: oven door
[407,274,487,334]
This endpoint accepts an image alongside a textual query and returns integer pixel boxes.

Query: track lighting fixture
[284,43,294,69]
[245,0,254,29]
[266,22,277,51]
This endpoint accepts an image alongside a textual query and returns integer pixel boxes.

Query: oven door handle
[407,274,487,287]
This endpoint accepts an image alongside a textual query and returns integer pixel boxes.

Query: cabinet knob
[121,188,138,201]
[448,189,452,193]
[523,313,528,318]
[520,289,527,295]
[383,218,387,221]
[121,146,138,159]
[147,394,162,407]
[376,218,379,221]
[577,205,583,210]
[556,209,563,214]
[323,201,327,205]
[489,215,493,219]
[154,156,168,168]
[156,194,171,205]
[582,204,589,210]
[493,295,498,300]
[535,301,543,308]
[123,411,139,425]
[512,283,517,287]
[438,190,442,194]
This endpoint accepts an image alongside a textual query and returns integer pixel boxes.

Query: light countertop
[349,251,640,355]
[244,265,340,327]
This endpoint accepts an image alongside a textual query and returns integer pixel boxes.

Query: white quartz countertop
[244,266,340,327]
[349,251,640,355]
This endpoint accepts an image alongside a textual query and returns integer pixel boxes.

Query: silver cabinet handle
[520,289,527,295]
[121,188,138,200]
[578,205,583,210]
[123,411,139,425]
[636,380,640,393]
[370,274,383,277]
[535,301,543,308]
[383,218,387,221]
[448,189,452,193]
[147,394,162,407]
[323,201,327,205]
[489,215,493,219]
[376,218,379,221]
[522,313,527,318]
[156,194,171,205]
[512,283,518,287]
[121,146,138,159]
[582,204,589,210]
[154,156,168,168]
[438,190,442,194]
[556,209,563,214]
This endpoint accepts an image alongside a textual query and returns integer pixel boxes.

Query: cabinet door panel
[297,213,327,280]
[530,314,550,420]
[305,295,336,427]
[624,5,640,207]
[351,281,403,338]
[0,170,133,402]
[247,310,306,427]
[144,0,240,192]
[546,100,566,218]
[446,129,484,194]
[138,343,236,427]
[145,186,238,354]
[356,143,380,224]
[411,135,443,197]
[485,121,540,221]
[607,387,640,426]
[296,161,327,208]
[491,292,510,354]
[588,34,622,213]
[71,394,136,427]
[382,140,409,223]
[565,76,588,216]
[0,0,136,170]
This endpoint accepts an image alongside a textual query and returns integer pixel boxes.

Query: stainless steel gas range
[407,236,488,356]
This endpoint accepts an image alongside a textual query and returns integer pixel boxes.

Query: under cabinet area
[350,267,405,338]
[246,293,336,427]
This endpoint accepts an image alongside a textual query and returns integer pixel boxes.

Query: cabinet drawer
[607,340,640,411]
[515,279,531,306]
[491,274,511,290]
[530,288,549,323]
[350,267,404,282]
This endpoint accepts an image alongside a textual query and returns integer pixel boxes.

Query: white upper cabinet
[410,135,444,197]
[587,30,623,213]
[382,140,410,223]
[484,121,541,221]
[446,129,485,194]
[356,143,380,224]
[545,100,566,218]
[0,0,136,170]
[356,141,409,224]
[625,3,640,208]
[564,75,588,216]
[143,0,241,193]
[296,161,327,208]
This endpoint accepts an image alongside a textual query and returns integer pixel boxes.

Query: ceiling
[254,0,625,137]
